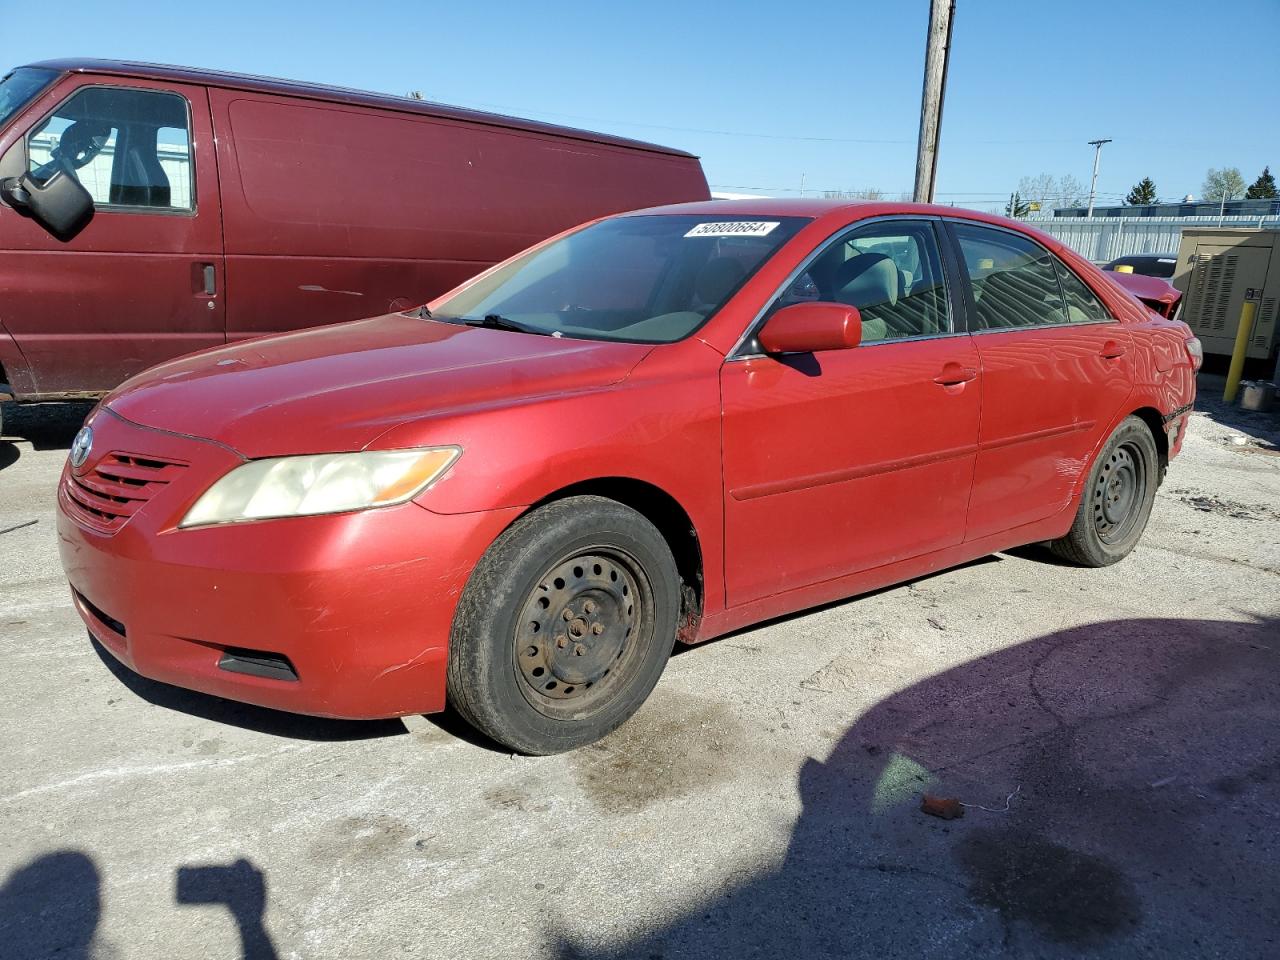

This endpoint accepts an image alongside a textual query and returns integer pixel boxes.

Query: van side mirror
[1,170,94,240]
[758,301,862,354]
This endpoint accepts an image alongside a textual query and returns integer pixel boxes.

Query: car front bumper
[56,410,518,719]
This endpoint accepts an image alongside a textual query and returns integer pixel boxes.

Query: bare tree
[1016,174,1056,210]
[1201,167,1246,202]
[822,188,886,200]
[1058,174,1086,207]
[1017,173,1087,211]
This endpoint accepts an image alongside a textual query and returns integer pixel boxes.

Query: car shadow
[555,614,1280,957]
[673,553,1005,658]
[90,638,408,742]
[0,850,281,960]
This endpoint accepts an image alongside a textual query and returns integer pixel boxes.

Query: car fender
[368,339,730,615]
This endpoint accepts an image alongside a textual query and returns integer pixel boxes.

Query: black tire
[1049,416,1159,567]
[446,496,679,755]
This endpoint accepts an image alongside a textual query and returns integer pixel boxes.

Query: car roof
[624,197,1029,227]
[21,58,698,159]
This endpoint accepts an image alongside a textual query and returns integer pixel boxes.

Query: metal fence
[1025,215,1280,263]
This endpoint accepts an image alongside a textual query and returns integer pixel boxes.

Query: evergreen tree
[1125,177,1157,205]
[1005,192,1030,219]
[1245,166,1277,200]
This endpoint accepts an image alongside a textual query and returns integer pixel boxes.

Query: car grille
[64,453,188,533]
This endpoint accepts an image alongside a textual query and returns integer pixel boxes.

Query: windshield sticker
[684,221,780,238]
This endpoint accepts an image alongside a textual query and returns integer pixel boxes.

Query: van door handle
[934,364,978,386]
[201,264,216,296]
[1100,340,1126,359]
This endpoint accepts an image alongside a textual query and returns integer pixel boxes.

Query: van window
[0,67,57,128]
[27,86,193,211]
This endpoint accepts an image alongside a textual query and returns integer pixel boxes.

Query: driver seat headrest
[833,253,899,310]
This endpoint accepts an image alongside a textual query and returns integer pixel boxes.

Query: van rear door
[0,75,223,396]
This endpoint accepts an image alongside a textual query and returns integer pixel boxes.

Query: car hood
[105,314,653,458]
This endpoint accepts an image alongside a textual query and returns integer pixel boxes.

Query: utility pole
[913,0,955,203]
[1086,138,1111,216]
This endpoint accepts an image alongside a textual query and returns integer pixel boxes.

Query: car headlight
[179,447,460,528]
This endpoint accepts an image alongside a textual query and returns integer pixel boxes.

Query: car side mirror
[1,170,94,240]
[758,301,862,354]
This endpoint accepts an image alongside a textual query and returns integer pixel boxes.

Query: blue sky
[4,0,1276,212]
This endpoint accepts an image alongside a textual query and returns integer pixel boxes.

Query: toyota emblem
[70,425,94,470]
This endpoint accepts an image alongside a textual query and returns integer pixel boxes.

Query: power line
[709,182,1127,199]
[427,93,1198,147]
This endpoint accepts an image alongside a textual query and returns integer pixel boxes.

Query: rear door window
[952,223,1068,329]
[1053,258,1113,323]
[27,86,193,211]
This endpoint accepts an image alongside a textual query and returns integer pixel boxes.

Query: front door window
[27,86,193,211]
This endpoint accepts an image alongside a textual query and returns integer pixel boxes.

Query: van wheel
[447,496,679,755]
[1049,416,1159,567]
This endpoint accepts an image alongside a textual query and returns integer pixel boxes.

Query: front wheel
[446,496,679,754]
[1049,416,1159,567]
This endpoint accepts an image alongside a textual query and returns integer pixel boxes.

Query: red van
[0,59,708,416]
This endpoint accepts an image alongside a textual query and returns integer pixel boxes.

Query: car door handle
[201,264,216,297]
[1100,341,1126,359]
[934,364,978,386]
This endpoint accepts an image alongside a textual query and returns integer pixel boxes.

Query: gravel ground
[1,375,1277,960]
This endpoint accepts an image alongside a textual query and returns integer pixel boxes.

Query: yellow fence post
[1224,300,1258,403]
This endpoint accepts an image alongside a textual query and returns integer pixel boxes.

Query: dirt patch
[1170,489,1280,522]
[569,689,746,814]
[955,829,1142,946]
[309,815,419,863]
[483,785,552,814]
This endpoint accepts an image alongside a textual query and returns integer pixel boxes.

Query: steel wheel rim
[1092,442,1145,544]
[513,548,651,720]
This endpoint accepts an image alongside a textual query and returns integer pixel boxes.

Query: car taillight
[1185,337,1203,371]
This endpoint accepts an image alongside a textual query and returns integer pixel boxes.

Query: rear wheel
[1049,416,1159,567]
[446,496,679,754]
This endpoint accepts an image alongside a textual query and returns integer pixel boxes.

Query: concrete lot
[1,375,1277,960]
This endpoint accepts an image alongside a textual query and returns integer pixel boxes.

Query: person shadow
[555,614,1280,958]
[176,859,278,960]
[0,851,100,960]
[0,852,280,959]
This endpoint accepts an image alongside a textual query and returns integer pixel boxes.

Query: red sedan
[57,200,1200,754]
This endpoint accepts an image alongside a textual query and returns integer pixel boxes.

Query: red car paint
[57,200,1198,720]
[0,59,708,399]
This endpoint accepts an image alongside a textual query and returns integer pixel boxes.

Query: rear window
[432,215,810,344]
[0,66,57,128]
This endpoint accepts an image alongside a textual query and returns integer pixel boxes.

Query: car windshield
[0,67,58,129]
[431,215,810,344]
